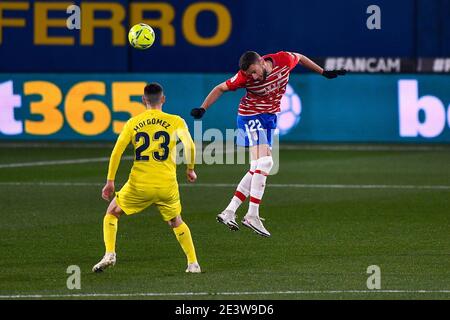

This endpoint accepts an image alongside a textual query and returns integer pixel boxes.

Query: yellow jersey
[107,109,195,188]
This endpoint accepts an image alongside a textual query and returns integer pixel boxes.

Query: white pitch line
[0,182,104,187]
[0,182,449,190]
[191,183,450,190]
[0,157,134,169]
[0,289,449,299]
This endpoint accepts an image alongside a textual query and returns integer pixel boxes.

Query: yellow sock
[173,222,197,264]
[103,214,118,253]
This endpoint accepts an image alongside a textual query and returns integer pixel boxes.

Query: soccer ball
[128,23,155,50]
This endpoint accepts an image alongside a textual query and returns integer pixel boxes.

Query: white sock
[248,173,266,216]
[225,160,257,213]
[248,156,273,217]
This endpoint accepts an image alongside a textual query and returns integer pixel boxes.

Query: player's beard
[262,69,268,81]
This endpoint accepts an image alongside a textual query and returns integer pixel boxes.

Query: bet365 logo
[399,80,450,138]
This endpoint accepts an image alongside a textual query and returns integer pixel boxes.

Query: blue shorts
[236,113,277,147]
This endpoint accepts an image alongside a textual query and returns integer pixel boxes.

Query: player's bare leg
[169,215,201,273]
[241,144,273,237]
[92,198,123,273]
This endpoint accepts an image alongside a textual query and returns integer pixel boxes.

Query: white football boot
[92,253,116,273]
[185,262,202,273]
[216,209,239,231]
[242,214,271,237]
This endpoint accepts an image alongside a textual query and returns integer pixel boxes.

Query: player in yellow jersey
[92,83,201,273]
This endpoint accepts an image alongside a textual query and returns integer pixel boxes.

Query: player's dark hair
[239,51,260,71]
[144,82,164,105]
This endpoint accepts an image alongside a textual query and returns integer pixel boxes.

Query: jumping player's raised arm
[191,68,248,119]
[102,121,132,200]
[203,82,230,110]
[190,82,229,119]
[289,52,347,79]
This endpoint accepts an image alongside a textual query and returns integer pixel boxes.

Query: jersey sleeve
[277,51,300,70]
[225,70,247,91]
[176,117,196,170]
[107,120,133,180]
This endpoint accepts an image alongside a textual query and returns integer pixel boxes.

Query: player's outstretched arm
[293,52,347,79]
[191,82,229,119]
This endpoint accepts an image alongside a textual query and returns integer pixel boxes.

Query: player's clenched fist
[102,180,115,201]
[190,107,206,119]
[186,169,197,183]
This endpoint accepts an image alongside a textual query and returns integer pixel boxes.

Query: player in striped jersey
[191,51,346,237]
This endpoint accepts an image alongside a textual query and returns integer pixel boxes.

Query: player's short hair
[239,51,260,71]
[144,82,164,105]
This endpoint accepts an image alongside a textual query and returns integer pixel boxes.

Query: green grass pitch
[0,143,449,300]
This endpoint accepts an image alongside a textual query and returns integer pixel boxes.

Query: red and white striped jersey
[225,51,299,116]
